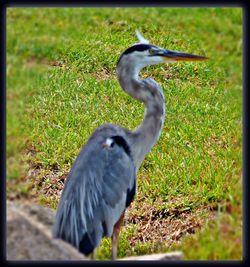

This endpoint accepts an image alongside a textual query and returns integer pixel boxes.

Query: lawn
[6,7,242,260]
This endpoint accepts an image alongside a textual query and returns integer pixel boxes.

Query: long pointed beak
[160,50,208,62]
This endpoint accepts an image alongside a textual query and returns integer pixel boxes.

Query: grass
[7,7,242,260]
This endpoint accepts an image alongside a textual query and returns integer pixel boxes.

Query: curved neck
[117,60,165,170]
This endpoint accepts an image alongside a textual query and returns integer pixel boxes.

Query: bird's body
[53,32,207,259]
[53,123,136,255]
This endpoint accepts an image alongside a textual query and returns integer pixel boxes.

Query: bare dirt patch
[126,200,214,247]
[7,166,215,248]
[92,67,115,81]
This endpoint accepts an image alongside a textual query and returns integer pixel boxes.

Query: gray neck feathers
[117,57,165,170]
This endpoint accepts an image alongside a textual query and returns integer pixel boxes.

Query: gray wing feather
[53,124,136,252]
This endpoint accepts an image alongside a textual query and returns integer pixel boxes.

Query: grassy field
[7,8,242,260]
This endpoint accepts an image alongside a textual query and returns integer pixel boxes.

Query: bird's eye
[148,48,156,55]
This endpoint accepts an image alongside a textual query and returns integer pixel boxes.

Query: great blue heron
[52,31,207,260]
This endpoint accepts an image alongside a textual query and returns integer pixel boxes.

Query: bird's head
[117,31,208,72]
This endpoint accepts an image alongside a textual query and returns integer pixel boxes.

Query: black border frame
[1,1,247,266]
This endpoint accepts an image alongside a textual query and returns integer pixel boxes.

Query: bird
[52,31,207,260]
